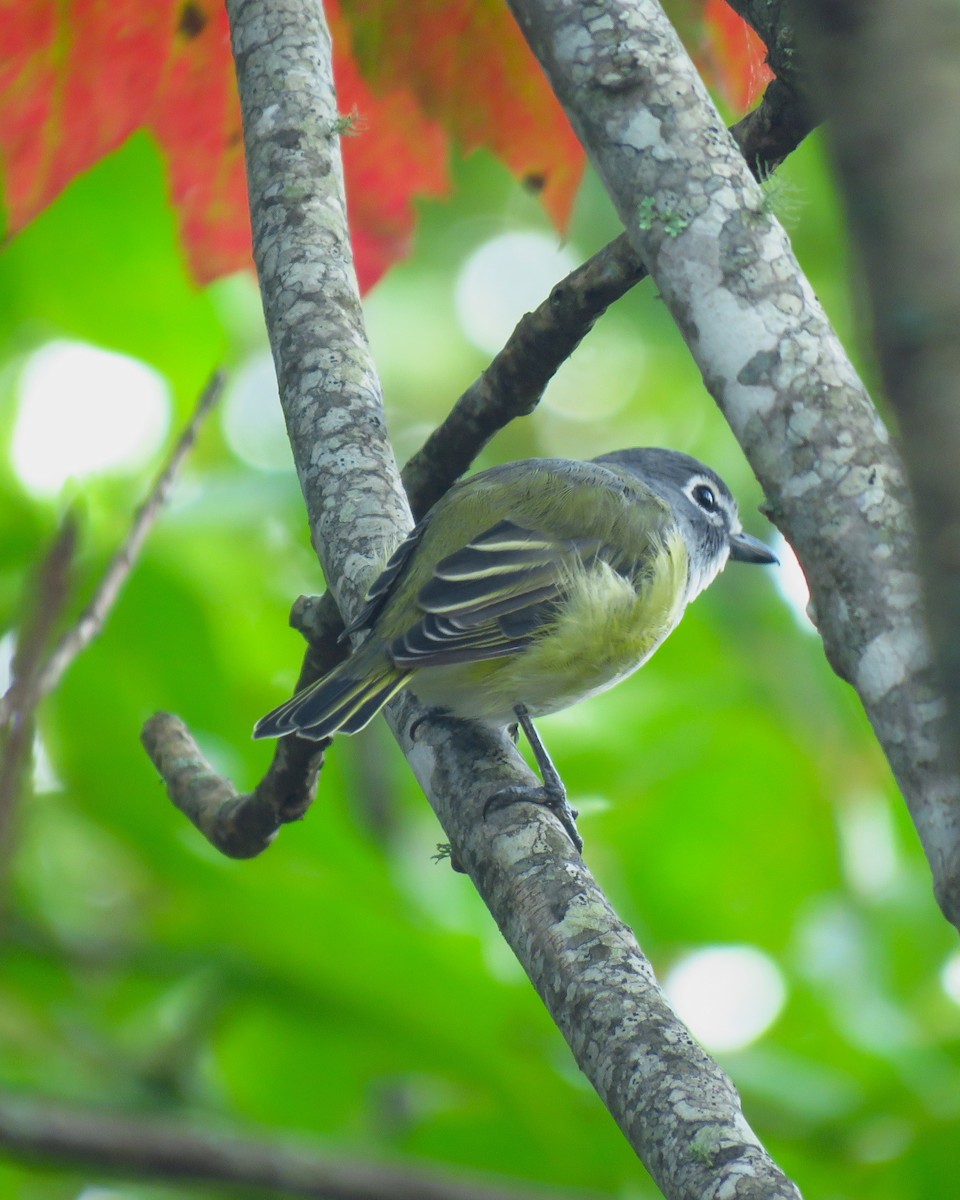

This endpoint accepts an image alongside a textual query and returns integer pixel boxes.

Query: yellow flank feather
[407,528,689,724]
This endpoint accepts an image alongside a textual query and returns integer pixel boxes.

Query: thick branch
[145,0,418,857]
[0,1091,593,1200]
[393,695,802,1200]
[795,1,960,857]
[506,0,960,930]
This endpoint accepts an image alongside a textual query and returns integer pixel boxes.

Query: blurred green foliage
[0,125,957,1200]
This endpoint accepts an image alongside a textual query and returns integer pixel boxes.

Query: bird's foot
[483,784,583,855]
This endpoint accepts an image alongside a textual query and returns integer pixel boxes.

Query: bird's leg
[483,704,583,854]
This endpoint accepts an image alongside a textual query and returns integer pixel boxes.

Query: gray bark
[228,0,411,618]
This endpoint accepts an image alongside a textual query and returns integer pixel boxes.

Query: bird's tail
[253,647,410,741]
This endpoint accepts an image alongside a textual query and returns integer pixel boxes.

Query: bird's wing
[344,459,675,668]
[389,519,603,668]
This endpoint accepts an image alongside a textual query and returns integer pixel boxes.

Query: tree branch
[229,0,411,619]
[393,696,803,1200]
[1,373,223,857]
[725,1,810,100]
[142,0,418,856]
[505,0,960,930]
[0,1090,597,1200]
[794,0,960,889]
[725,1,818,174]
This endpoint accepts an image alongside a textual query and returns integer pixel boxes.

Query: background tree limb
[2,374,220,867]
[0,1090,596,1200]
[0,515,77,873]
[1,374,221,727]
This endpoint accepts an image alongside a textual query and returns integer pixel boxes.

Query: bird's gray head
[593,447,777,599]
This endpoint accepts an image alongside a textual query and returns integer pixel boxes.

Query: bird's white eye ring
[692,483,718,513]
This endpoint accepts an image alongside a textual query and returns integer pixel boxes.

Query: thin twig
[0,514,79,867]
[1,373,222,868]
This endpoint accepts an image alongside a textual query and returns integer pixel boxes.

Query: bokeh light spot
[771,534,816,633]
[454,231,579,355]
[940,949,960,1006]
[222,351,292,471]
[11,340,170,495]
[837,792,900,898]
[664,944,786,1052]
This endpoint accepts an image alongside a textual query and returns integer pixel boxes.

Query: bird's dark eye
[692,483,718,513]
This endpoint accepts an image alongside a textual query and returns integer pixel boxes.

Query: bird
[254,448,777,850]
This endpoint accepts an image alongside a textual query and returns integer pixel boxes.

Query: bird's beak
[729,530,779,565]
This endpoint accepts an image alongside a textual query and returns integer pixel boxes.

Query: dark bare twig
[725,1,808,97]
[146,5,819,859]
[0,1089,599,1200]
[401,34,816,517]
[725,2,817,174]
[141,711,323,857]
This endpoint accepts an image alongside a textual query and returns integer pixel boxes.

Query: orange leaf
[146,2,251,284]
[0,0,452,288]
[328,0,450,292]
[342,0,584,231]
[701,0,773,111]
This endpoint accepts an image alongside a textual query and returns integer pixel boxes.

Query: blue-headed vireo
[255,448,776,849]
